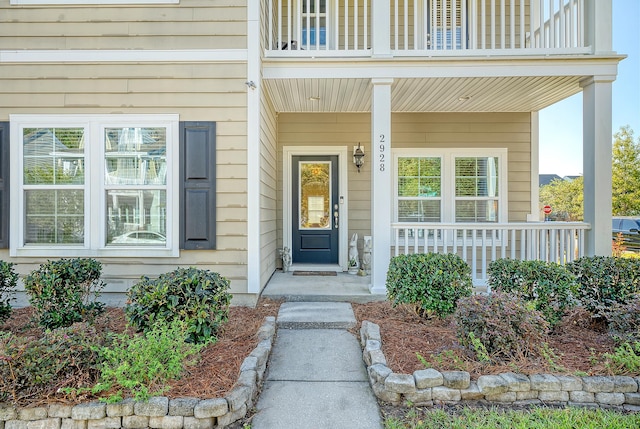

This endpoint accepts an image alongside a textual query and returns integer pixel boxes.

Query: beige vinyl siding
[0,0,247,50]
[276,112,531,259]
[0,60,251,304]
[259,87,278,288]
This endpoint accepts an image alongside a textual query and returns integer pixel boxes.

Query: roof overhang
[262,55,624,113]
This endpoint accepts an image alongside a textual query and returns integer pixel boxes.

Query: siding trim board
[0,50,248,63]
[0,122,8,249]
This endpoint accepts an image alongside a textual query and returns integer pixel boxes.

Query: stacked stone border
[0,316,277,429]
[360,320,640,411]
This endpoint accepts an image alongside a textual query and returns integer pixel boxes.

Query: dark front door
[292,155,339,264]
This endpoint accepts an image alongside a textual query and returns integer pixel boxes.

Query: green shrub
[0,261,18,324]
[125,267,232,344]
[0,324,105,403]
[24,258,106,330]
[386,253,472,319]
[567,256,640,320]
[488,259,578,327]
[90,319,203,402]
[604,294,640,344]
[454,291,549,361]
[602,341,640,375]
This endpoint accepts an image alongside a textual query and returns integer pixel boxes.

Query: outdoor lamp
[353,143,365,172]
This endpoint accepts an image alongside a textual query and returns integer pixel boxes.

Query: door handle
[334,204,339,229]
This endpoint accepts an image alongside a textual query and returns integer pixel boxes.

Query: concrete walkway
[251,302,383,429]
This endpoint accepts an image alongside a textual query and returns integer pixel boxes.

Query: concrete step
[276,302,357,329]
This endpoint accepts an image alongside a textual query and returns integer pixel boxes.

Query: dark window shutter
[179,122,216,250]
[0,123,8,249]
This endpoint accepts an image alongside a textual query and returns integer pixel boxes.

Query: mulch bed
[352,301,622,378]
[1,298,633,409]
[0,298,281,405]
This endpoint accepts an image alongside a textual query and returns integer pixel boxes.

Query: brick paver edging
[360,320,640,411]
[0,316,277,429]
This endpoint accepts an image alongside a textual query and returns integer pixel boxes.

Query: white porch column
[371,0,391,57]
[528,111,540,221]
[370,78,393,294]
[584,0,613,54]
[246,0,261,293]
[581,76,614,256]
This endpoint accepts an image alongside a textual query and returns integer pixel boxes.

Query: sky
[538,0,640,177]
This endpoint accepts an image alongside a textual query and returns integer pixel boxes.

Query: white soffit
[263,76,584,113]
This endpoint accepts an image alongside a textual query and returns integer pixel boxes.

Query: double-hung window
[394,148,507,225]
[10,114,179,257]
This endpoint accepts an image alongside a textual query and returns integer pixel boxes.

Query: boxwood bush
[567,256,640,320]
[488,259,578,328]
[125,267,232,344]
[24,258,105,330]
[386,253,472,319]
[0,261,18,324]
[454,291,549,361]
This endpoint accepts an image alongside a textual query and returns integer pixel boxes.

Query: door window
[299,161,331,229]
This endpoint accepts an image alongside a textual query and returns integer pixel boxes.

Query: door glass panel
[299,161,331,229]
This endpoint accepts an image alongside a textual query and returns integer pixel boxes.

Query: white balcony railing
[391,222,590,287]
[266,0,588,57]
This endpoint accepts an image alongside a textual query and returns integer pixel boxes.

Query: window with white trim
[394,149,507,224]
[10,114,179,257]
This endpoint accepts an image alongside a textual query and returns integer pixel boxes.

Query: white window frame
[10,114,180,258]
[11,0,178,4]
[393,148,508,224]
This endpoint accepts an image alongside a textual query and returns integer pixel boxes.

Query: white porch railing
[266,0,588,57]
[391,222,590,286]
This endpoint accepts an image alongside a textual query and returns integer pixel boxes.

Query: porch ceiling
[263,76,584,113]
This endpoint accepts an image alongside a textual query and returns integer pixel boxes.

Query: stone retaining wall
[0,316,277,429]
[360,320,640,411]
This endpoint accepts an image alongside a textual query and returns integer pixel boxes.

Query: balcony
[265,0,589,58]
[392,221,590,287]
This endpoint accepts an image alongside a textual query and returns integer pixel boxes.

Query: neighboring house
[563,175,581,181]
[538,174,582,186]
[539,174,562,187]
[0,1,622,304]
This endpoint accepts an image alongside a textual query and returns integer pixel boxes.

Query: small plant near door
[348,257,359,274]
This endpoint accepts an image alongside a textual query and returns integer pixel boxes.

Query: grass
[385,406,640,429]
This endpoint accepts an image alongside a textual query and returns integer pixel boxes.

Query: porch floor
[261,270,386,303]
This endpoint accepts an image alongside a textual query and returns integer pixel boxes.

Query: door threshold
[288,263,343,273]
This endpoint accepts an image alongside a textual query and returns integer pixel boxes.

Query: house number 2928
[379,134,386,172]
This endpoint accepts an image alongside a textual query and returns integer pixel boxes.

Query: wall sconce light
[353,143,365,172]
[245,81,257,90]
